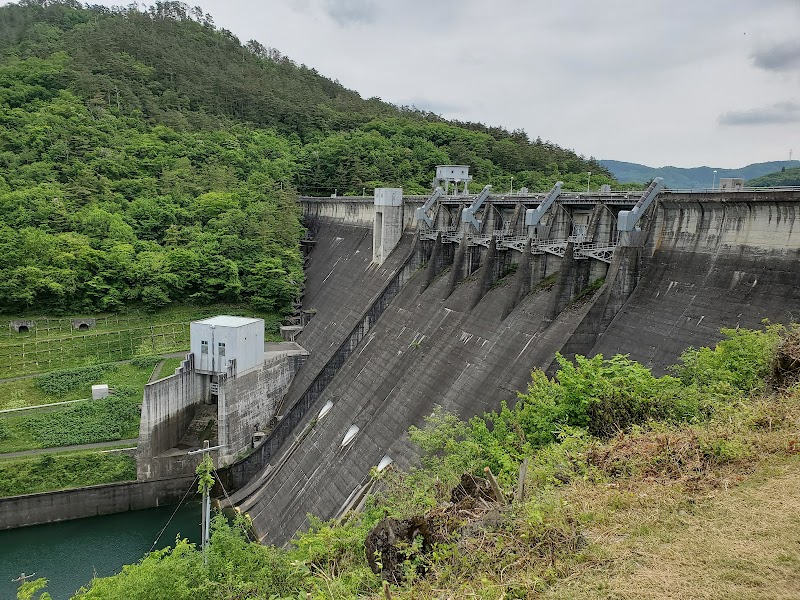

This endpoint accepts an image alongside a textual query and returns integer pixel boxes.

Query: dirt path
[0,439,138,459]
[148,359,168,383]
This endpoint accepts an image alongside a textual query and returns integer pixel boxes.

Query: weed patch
[0,451,136,497]
[35,364,116,396]
[0,394,140,452]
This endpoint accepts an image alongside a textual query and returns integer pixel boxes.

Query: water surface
[0,502,201,600]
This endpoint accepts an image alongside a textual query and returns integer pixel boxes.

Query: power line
[213,470,254,540]
[148,474,199,553]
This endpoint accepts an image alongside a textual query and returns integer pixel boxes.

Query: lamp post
[587,171,591,193]
[510,177,514,194]
[711,170,717,190]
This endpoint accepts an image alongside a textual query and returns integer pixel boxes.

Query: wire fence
[0,314,168,340]
[0,322,191,378]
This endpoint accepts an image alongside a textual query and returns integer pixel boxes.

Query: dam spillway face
[233,190,800,545]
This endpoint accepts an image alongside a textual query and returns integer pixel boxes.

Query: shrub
[75,517,310,599]
[673,324,784,393]
[552,353,697,437]
[130,355,163,369]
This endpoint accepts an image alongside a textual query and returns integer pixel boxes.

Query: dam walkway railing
[419,229,617,264]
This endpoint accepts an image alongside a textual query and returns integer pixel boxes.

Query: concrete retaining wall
[217,350,308,465]
[222,229,422,490]
[0,476,196,530]
[137,354,208,480]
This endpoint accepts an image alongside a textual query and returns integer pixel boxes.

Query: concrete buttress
[471,235,498,309]
[503,238,533,319]
[448,234,468,297]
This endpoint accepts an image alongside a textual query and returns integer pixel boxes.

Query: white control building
[190,315,264,377]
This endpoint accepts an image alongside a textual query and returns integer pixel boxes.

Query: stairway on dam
[226,188,800,545]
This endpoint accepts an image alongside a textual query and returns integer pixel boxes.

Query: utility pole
[188,440,223,560]
[587,171,591,193]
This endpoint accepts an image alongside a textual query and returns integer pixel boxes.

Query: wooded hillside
[747,166,800,187]
[0,0,614,314]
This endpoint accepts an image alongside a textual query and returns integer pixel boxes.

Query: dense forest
[0,0,615,314]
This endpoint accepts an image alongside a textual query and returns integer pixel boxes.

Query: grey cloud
[719,102,800,126]
[752,39,800,71]
[323,0,379,26]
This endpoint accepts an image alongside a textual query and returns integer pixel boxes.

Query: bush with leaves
[74,516,307,600]
[129,355,164,369]
[672,324,784,394]
[16,578,52,600]
[553,353,698,437]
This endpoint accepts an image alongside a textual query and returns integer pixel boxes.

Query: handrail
[298,186,800,201]
[662,186,800,193]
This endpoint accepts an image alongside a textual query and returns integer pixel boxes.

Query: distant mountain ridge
[600,159,800,189]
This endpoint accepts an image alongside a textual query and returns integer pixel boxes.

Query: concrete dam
[223,183,800,545]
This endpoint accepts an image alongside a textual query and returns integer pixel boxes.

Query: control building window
[218,342,226,357]
[201,340,208,354]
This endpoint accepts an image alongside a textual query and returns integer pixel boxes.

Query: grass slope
[0,449,136,497]
[0,361,155,411]
[0,394,141,453]
[546,457,800,599]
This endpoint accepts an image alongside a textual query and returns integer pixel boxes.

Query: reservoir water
[0,502,201,600]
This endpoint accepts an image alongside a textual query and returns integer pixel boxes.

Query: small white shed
[190,316,264,376]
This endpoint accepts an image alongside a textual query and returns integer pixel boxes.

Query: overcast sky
[102,0,798,168]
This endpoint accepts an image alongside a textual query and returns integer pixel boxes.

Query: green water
[0,503,201,600]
